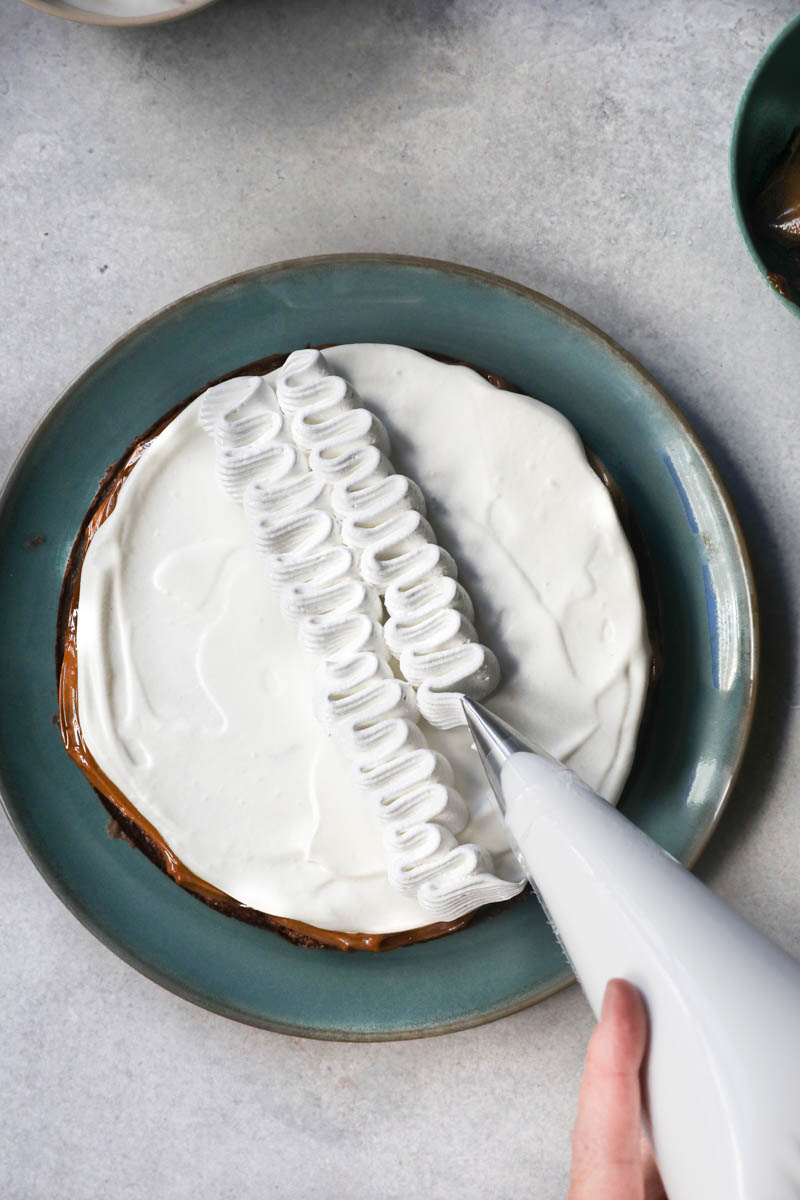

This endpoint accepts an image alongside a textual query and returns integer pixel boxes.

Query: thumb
[567,979,650,1200]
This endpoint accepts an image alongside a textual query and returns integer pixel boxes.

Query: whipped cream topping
[275,349,501,729]
[197,352,520,922]
[74,344,650,936]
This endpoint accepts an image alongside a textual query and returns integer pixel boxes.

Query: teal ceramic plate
[731,13,800,313]
[0,255,757,1040]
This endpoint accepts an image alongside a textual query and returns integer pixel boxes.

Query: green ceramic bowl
[0,255,757,1040]
[731,13,800,313]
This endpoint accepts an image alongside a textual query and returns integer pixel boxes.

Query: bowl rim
[729,11,800,316]
[20,0,218,28]
[0,253,760,1038]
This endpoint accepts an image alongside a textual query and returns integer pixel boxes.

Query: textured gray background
[3,1,800,1197]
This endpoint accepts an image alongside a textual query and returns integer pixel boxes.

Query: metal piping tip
[461,698,537,813]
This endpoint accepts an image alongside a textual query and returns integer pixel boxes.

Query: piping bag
[463,698,800,1200]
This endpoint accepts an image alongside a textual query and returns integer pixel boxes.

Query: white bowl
[22,0,218,26]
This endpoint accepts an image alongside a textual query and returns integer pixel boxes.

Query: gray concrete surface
[2,1,800,1196]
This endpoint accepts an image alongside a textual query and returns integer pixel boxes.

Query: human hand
[567,979,667,1199]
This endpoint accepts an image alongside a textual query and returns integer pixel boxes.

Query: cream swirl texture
[198,366,521,923]
[275,349,501,730]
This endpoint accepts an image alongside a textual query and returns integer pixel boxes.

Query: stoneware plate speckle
[0,255,757,1040]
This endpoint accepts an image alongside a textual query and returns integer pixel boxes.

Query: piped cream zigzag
[197,359,521,923]
[276,348,501,730]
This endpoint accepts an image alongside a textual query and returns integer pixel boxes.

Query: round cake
[58,344,651,950]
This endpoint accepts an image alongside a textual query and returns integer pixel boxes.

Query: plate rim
[0,253,759,1039]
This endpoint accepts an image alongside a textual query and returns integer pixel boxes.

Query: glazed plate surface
[0,255,757,1039]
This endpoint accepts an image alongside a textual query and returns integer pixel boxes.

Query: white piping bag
[463,698,800,1200]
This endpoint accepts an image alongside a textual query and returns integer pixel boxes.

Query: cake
[58,344,651,950]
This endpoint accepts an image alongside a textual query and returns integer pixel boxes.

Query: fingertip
[602,977,646,1027]
[597,978,648,1068]
[601,977,630,1020]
